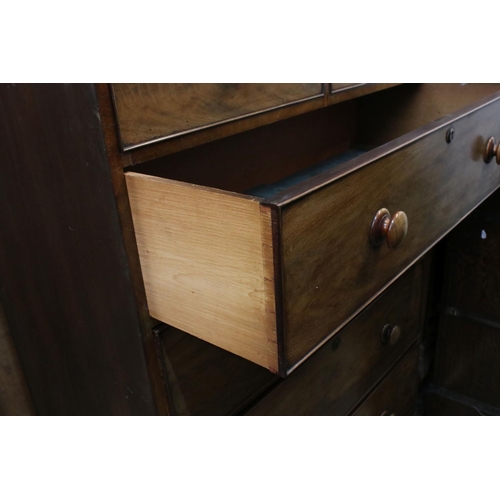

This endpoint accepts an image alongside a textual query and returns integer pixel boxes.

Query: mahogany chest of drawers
[2,83,500,415]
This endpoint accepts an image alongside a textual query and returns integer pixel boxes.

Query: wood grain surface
[281,94,500,368]
[112,83,323,150]
[247,264,423,415]
[357,84,500,149]
[95,83,170,415]
[116,84,402,166]
[130,101,357,194]
[0,84,159,415]
[126,173,278,371]
[353,345,419,416]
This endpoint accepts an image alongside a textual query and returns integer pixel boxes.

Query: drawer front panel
[353,346,419,416]
[282,96,500,368]
[247,264,423,415]
[112,83,323,150]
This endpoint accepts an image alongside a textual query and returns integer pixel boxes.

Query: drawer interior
[129,84,500,198]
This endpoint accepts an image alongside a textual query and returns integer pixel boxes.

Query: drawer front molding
[247,265,422,415]
[112,83,324,150]
[280,94,500,368]
[126,87,500,376]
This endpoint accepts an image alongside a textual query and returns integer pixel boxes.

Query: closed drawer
[126,84,500,375]
[353,345,419,416]
[246,264,423,415]
[112,84,324,150]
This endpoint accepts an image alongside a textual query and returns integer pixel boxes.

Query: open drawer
[126,84,500,376]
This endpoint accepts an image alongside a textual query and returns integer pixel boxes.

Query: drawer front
[353,346,419,416]
[158,325,277,416]
[282,95,500,368]
[247,264,423,415]
[112,83,323,150]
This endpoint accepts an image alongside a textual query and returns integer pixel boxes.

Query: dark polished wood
[128,85,500,374]
[95,84,170,415]
[158,325,277,415]
[280,92,500,368]
[118,84,402,167]
[112,83,324,151]
[247,264,423,415]
[353,346,419,416]
[0,84,161,415]
[356,83,500,149]
[370,208,408,248]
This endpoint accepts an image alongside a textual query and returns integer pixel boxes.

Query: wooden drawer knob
[484,137,500,164]
[370,208,408,248]
[381,324,401,345]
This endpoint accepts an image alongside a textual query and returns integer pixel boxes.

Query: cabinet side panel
[0,84,157,415]
[126,174,277,371]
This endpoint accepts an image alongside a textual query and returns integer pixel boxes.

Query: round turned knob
[484,137,500,164]
[381,324,401,345]
[370,208,408,248]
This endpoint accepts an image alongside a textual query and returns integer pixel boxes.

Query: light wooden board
[126,173,278,371]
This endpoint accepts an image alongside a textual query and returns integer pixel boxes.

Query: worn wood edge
[285,184,500,376]
[95,83,170,415]
[259,205,279,373]
[270,91,500,206]
[126,172,278,372]
[125,171,264,203]
[265,204,287,377]
[115,85,326,152]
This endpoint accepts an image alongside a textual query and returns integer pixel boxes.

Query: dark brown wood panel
[118,84,404,166]
[247,264,423,415]
[0,303,34,415]
[95,84,170,415]
[357,84,500,149]
[112,83,323,150]
[439,194,500,319]
[131,101,357,194]
[0,84,159,415]
[280,94,500,368]
[435,308,500,407]
[158,325,277,415]
[353,346,419,416]
[433,193,500,408]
